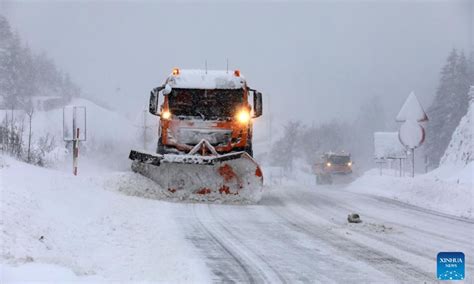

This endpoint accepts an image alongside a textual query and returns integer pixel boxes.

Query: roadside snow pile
[0,155,210,282]
[346,166,472,218]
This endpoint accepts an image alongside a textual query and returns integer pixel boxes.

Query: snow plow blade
[129,150,264,203]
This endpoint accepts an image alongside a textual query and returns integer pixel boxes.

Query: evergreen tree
[0,14,81,108]
[2,33,24,109]
[425,49,472,168]
[468,50,474,84]
[0,15,14,105]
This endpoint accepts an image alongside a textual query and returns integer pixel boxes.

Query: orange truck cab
[148,68,263,157]
[314,152,353,184]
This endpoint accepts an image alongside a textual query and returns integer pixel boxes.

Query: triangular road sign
[396,91,428,122]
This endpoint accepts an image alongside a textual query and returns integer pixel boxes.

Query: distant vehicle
[314,152,353,184]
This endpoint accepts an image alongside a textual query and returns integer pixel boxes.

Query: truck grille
[176,128,232,145]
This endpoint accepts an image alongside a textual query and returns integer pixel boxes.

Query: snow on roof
[325,151,351,156]
[164,69,246,89]
[396,91,428,122]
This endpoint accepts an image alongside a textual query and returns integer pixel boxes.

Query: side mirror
[149,86,164,116]
[253,91,263,117]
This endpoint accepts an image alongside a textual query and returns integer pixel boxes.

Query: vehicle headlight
[161,110,171,119]
[237,110,250,124]
[326,162,331,167]
[347,162,352,166]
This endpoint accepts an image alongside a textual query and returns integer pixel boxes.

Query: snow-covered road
[2,157,473,282]
[176,184,473,283]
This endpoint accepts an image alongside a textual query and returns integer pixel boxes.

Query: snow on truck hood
[165,69,246,89]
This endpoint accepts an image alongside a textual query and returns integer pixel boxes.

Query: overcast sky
[1,0,472,130]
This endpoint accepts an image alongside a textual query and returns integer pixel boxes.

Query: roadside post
[63,106,87,175]
[396,92,428,178]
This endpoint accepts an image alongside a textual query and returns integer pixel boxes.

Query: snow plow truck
[129,68,264,202]
[314,152,353,185]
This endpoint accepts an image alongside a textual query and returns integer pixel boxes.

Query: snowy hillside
[31,98,135,148]
[440,86,473,167]
[1,98,140,169]
[0,155,211,282]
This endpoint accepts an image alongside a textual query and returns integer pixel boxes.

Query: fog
[2,0,472,128]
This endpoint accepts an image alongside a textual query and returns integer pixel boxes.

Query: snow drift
[0,155,211,282]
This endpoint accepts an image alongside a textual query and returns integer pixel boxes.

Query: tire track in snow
[188,204,257,283]
[286,189,473,258]
[207,205,288,284]
[191,204,287,284]
[268,197,434,282]
[305,189,474,248]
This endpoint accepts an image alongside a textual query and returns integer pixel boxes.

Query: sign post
[63,106,87,175]
[396,92,428,177]
[374,132,407,177]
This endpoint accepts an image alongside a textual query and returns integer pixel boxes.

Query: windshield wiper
[193,111,206,120]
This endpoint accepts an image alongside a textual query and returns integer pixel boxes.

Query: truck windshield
[329,156,350,164]
[168,88,244,119]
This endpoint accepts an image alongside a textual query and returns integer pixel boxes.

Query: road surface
[176,184,474,283]
[3,156,473,282]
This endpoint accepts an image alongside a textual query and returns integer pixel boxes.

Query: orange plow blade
[129,150,264,203]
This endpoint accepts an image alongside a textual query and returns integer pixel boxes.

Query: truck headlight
[237,110,250,124]
[347,162,352,166]
[161,110,171,120]
[326,162,331,167]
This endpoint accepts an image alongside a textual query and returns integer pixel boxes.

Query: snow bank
[0,155,211,282]
[345,166,473,218]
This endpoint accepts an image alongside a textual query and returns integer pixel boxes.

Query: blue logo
[437,252,465,280]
